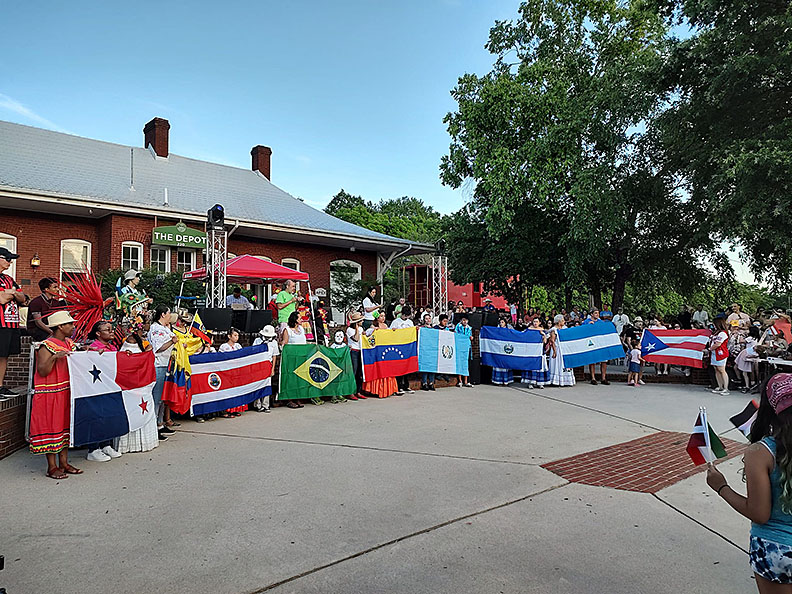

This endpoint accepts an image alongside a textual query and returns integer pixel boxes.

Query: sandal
[166,421,181,427]
[62,464,83,475]
[46,467,68,480]
[286,401,301,409]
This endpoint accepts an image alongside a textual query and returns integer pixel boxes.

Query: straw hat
[47,310,76,328]
[349,312,364,323]
[259,325,276,338]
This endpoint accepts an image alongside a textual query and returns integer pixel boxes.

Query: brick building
[0,117,430,317]
[0,117,431,458]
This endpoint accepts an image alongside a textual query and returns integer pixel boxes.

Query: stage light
[207,204,225,229]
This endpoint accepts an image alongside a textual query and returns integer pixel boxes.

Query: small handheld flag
[189,312,211,343]
[729,400,759,438]
[686,407,727,465]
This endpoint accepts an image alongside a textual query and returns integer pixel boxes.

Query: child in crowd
[328,330,349,403]
[735,325,761,392]
[627,339,643,387]
[252,325,278,412]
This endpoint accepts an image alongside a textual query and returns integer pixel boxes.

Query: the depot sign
[152,222,206,247]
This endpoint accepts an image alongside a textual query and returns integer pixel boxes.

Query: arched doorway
[329,259,361,323]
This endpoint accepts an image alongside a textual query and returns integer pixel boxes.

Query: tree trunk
[564,284,573,311]
[589,276,602,310]
[612,266,629,311]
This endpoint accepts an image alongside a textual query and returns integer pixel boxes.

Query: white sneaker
[87,449,111,462]
[102,445,122,459]
[720,391,730,396]
[711,388,723,393]
[638,380,645,385]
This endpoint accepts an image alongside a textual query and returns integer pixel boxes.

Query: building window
[60,239,91,279]
[281,258,301,290]
[176,249,196,273]
[150,246,170,273]
[0,233,17,279]
[121,242,143,271]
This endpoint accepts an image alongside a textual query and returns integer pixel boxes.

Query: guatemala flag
[418,327,470,375]
[640,329,670,357]
[188,344,273,416]
[68,350,156,447]
[479,326,543,371]
[556,322,624,368]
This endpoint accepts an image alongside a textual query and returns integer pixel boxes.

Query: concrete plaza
[1,381,756,593]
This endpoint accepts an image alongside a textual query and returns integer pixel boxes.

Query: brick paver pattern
[541,431,747,493]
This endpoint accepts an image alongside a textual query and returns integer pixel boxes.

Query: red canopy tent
[182,254,309,284]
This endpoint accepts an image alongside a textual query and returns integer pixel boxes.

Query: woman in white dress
[114,323,160,453]
[548,315,575,387]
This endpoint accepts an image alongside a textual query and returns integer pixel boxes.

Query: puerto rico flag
[188,344,273,416]
[642,329,711,368]
[68,350,156,446]
[361,327,419,381]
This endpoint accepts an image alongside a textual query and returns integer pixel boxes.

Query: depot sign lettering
[152,222,206,247]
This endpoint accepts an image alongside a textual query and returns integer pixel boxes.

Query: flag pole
[701,406,713,464]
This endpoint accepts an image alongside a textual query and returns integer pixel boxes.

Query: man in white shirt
[692,304,710,328]
[389,306,415,394]
[390,305,415,330]
[612,307,630,336]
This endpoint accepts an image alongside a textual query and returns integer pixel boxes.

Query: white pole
[701,406,713,463]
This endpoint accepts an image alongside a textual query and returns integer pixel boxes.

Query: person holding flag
[710,317,731,395]
[706,374,792,589]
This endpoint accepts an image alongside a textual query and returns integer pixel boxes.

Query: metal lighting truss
[206,226,228,308]
[431,254,448,315]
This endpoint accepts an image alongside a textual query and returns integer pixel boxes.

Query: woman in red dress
[29,310,82,479]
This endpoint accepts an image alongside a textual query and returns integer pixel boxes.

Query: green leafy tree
[440,0,713,309]
[655,0,792,287]
[99,269,204,309]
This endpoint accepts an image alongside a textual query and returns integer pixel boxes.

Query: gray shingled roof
[0,119,415,248]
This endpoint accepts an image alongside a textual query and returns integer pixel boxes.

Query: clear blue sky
[0,0,521,214]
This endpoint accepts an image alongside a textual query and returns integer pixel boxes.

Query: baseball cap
[0,247,19,260]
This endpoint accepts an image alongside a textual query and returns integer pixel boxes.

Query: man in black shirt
[27,277,67,342]
[678,305,693,330]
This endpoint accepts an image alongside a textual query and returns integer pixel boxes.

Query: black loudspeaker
[198,307,232,331]
[483,311,499,327]
[467,312,484,330]
[243,309,273,334]
[231,310,248,333]
[469,356,482,384]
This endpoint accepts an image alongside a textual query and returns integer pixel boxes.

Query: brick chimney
[251,145,272,180]
[143,117,170,157]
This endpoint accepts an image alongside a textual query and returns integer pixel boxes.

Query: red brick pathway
[541,431,747,494]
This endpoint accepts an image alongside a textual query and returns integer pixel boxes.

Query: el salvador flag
[68,350,157,447]
[556,322,624,368]
[640,329,669,357]
[480,326,544,371]
[418,328,470,375]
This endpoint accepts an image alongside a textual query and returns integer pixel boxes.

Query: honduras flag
[68,350,156,447]
[640,329,669,357]
[556,322,624,368]
[480,326,543,371]
[418,328,470,375]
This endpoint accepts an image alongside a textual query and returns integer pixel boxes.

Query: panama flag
[686,411,727,465]
[418,328,471,375]
[68,350,156,447]
[556,322,624,368]
[643,329,711,368]
[361,327,419,381]
[479,326,543,371]
[188,344,273,416]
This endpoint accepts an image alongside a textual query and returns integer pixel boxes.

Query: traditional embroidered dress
[29,337,75,455]
[114,340,159,453]
[492,368,514,385]
[548,328,575,386]
[522,329,549,386]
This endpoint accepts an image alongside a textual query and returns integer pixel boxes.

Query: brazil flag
[279,344,356,400]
